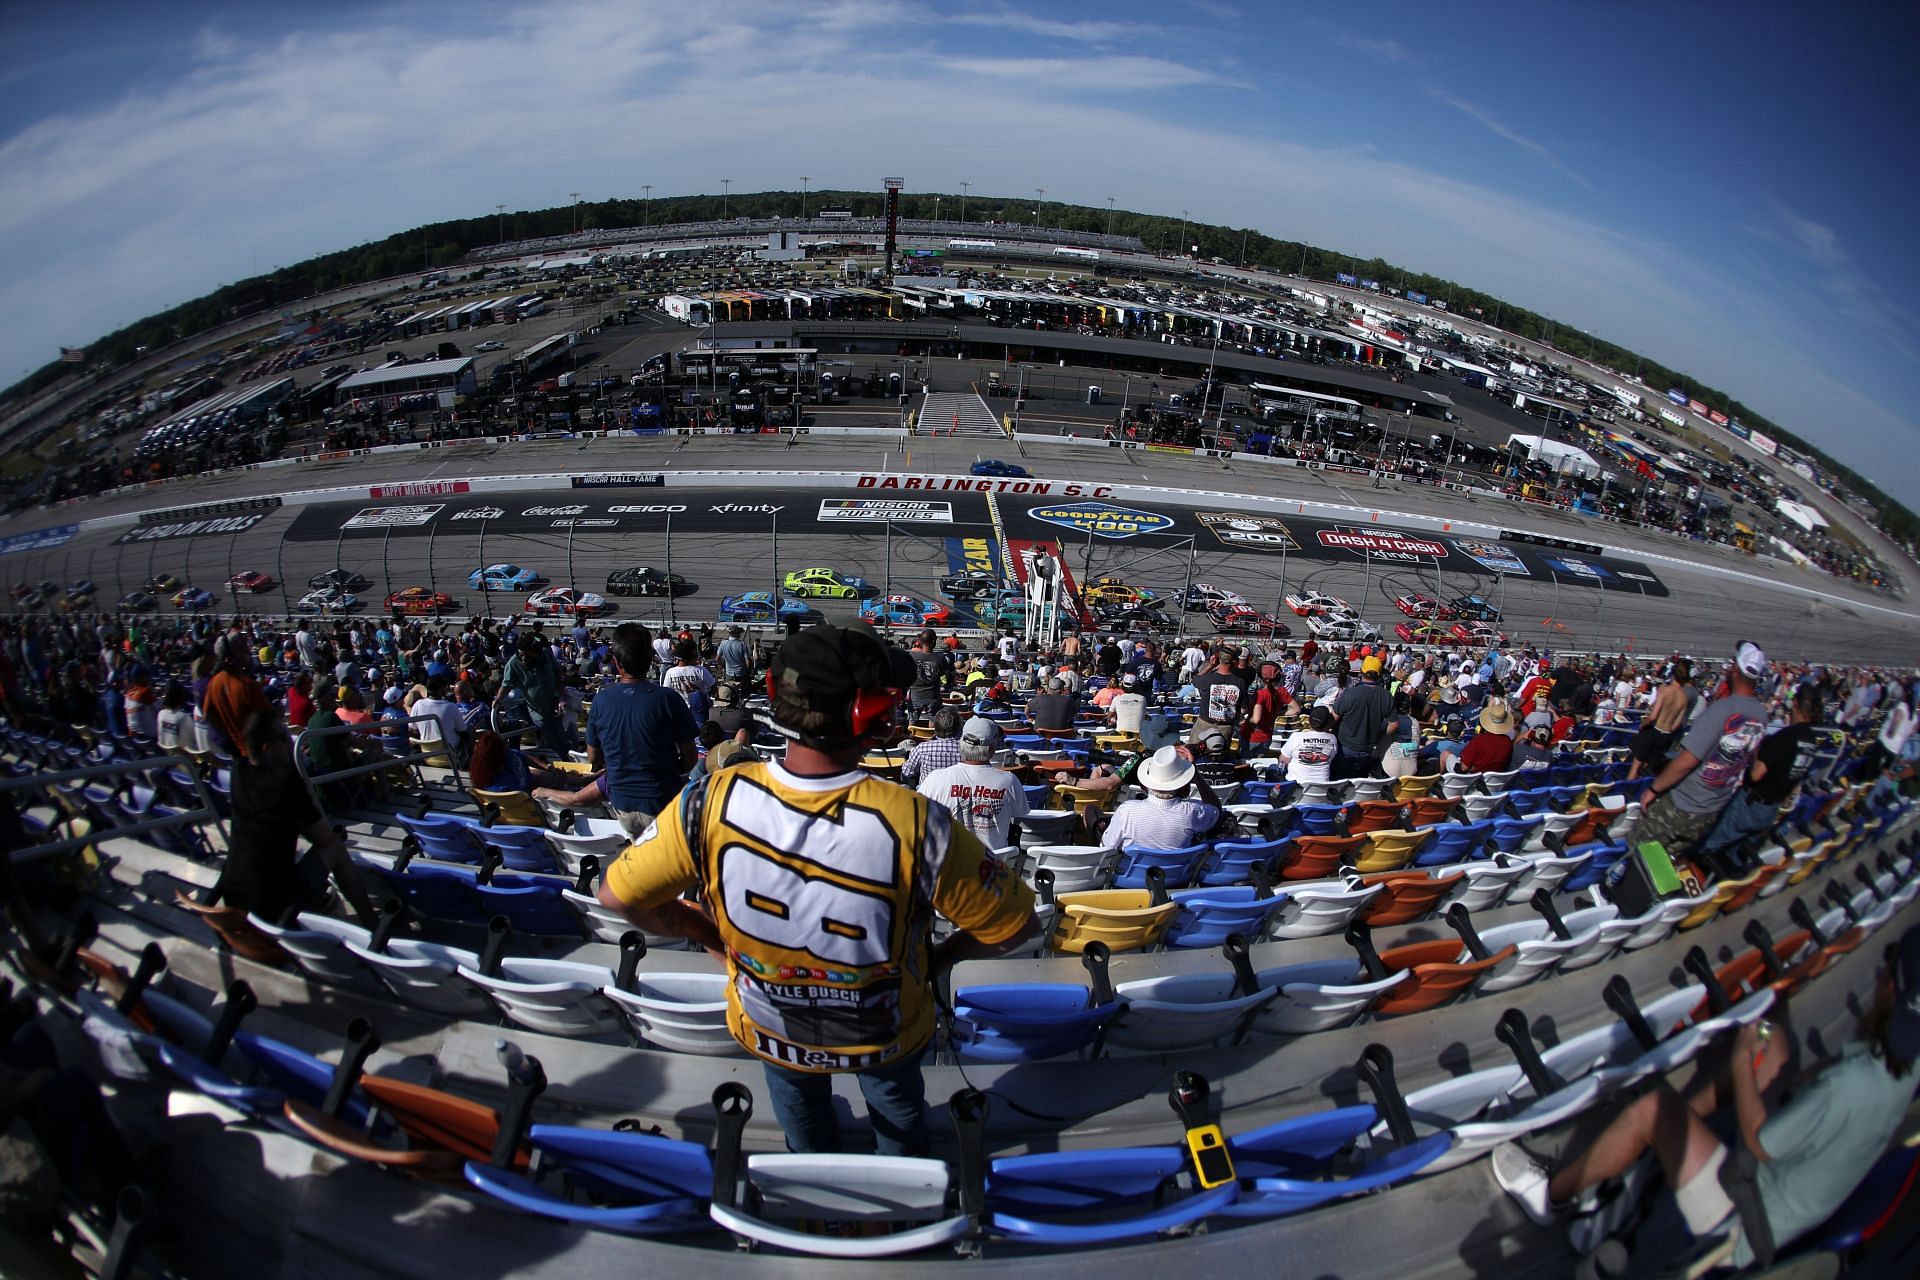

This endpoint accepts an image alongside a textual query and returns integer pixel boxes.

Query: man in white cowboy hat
[1101,745,1223,851]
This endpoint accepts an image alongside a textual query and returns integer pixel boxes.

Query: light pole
[934,196,942,223]
[721,178,731,219]
[1034,187,1045,223]
[1179,210,1189,256]
[800,176,809,219]
[570,192,580,234]
[495,203,506,244]
[1106,196,1116,236]
[960,180,970,222]
[642,184,651,225]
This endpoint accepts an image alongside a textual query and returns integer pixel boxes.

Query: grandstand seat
[1017,810,1080,847]
[172,891,291,966]
[1487,814,1547,853]
[1457,791,1511,821]
[1798,1143,1920,1257]
[1194,836,1289,887]
[1291,802,1349,835]
[1264,880,1382,940]
[1557,840,1631,894]
[244,912,375,989]
[1050,888,1179,954]
[469,788,547,829]
[1503,849,1594,900]
[1273,833,1366,880]
[1104,947,1280,1053]
[1391,771,1442,802]
[363,859,486,924]
[1162,887,1284,950]
[457,952,624,1039]
[464,1125,713,1234]
[1417,819,1497,866]
[1362,935,1516,1019]
[1250,959,1410,1036]
[985,1145,1240,1246]
[1534,984,1712,1094]
[1404,795,1459,827]
[948,983,1120,1062]
[1291,780,1350,806]
[1357,871,1463,928]
[601,973,742,1056]
[1219,1106,1453,1219]
[288,1067,524,1177]
[1027,844,1120,894]
[1442,856,1534,914]
[1346,777,1397,802]
[1113,842,1208,890]
[542,818,630,877]
[1596,900,1694,952]
[1472,905,1623,994]
[342,935,496,1017]
[1345,800,1409,835]
[1353,829,1432,875]
[1356,1040,1600,1176]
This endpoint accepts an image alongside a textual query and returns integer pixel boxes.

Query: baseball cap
[960,715,1003,760]
[1888,925,1920,1063]
[1735,641,1768,679]
[383,687,404,705]
[1121,673,1137,687]
[713,683,738,705]
[1362,656,1383,674]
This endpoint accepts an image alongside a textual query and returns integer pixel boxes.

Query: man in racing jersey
[599,621,1038,1156]
[1637,644,1770,871]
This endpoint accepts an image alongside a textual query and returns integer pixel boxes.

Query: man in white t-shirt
[1279,704,1340,784]
[919,716,1030,850]
[1180,641,1207,683]
[1108,675,1147,734]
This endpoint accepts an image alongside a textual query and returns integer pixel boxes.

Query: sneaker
[1492,1141,1561,1227]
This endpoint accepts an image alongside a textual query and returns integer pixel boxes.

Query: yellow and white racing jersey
[605,759,1034,1072]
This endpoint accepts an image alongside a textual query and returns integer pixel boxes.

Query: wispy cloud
[1743,200,1920,367]
[1332,34,1413,63]
[946,11,1155,43]
[1179,0,1242,21]
[932,55,1235,92]
[1430,92,1594,191]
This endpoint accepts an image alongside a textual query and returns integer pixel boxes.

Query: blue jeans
[760,1045,930,1156]
[1696,788,1782,861]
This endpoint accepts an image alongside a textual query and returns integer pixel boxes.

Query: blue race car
[470,563,542,590]
[171,586,215,610]
[718,591,824,626]
[969,459,1030,478]
[859,595,952,627]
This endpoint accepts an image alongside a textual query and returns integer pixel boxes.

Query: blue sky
[2,1,1916,508]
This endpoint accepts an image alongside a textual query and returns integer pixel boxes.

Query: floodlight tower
[884,178,904,276]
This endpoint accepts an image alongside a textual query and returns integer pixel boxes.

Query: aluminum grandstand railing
[294,712,467,797]
[3,754,228,865]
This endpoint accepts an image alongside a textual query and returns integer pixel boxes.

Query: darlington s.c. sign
[856,474,1113,498]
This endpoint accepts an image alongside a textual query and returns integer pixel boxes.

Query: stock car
[1082,577,1160,609]
[1285,591,1353,618]
[116,591,158,613]
[226,571,274,594]
[1451,620,1509,646]
[1209,604,1290,636]
[469,564,542,591]
[782,567,872,599]
[1308,614,1382,643]
[171,586,215,610]
[937,568,1004,599]
[66,579,96,600]
[384,586,459,616]
[973,599,1028,627]
[1393,621,1458,646]
[1451,594,1503,623]
[1392,593,1456,621]
[296,588,358,614]
[968,459,1030,478]
[1182,583,1248,612]
[859,595,952,627]
[525,586,608,617]
[718,591,824,626]
[146,573,181,593]
[604,566,693,597]
[307,568,371,592]
[1094,604,1171,636]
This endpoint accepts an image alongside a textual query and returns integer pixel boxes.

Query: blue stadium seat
[1114,842,1208,890]
[986,1147,1239,1245]
[1163,887,1282,949]
[948,983,1120,1062]
[1195,836,1289,887]
[462,1125,712,1234]
[1417,820,1497,866]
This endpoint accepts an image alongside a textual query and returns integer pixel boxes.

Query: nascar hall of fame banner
[571,473,667,488]
[1196,511,1300,552]
[1451,538,1530,576]
[1028,501,1174,540]
[1542,555,1610,580]
[818,498,955,523]
[1315,526,1448,565]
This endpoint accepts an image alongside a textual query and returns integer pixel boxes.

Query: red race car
[384,586,459,616]
[1392,593,1456,621]
[1450,621,1509,646]
[225,570,274,594]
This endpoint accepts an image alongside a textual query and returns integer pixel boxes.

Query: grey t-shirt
[1668,693,1768,816]
[1735,1043,1916,1266]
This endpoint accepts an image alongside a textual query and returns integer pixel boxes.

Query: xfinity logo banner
[1316,527,1448,563]
[1029,502,1174,540]
[1196,511,1299,552]
[342,505,444,530]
